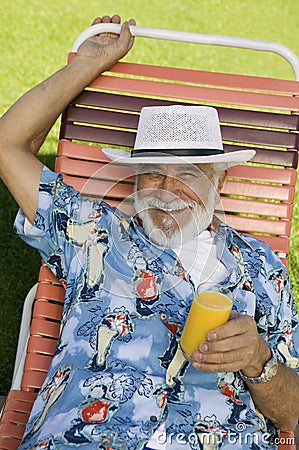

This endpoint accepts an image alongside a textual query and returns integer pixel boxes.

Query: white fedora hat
[103,105,255,167]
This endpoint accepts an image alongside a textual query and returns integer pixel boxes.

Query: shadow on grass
[0,153,55,395]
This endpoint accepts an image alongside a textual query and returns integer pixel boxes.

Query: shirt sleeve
[275,269,299,372]
[275,270,299,372]
[13,166,82,281]
[250,237,299,373]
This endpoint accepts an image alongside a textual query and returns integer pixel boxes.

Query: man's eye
[179,172,198,180]
[145,172,164,178]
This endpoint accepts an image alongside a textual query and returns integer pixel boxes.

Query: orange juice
[180,291,232,360]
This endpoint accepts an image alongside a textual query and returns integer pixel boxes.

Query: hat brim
[102,148,256,168]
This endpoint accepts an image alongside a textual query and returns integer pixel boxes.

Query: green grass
[1,0,299,395]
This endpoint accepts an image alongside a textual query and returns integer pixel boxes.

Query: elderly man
[0,15,298,450]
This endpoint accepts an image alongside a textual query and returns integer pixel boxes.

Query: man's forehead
[138,163,213,171]
[137,162,214,173]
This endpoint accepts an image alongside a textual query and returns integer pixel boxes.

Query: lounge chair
[0,24,298,449]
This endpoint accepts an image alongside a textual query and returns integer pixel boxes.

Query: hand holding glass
[180,284,233,361]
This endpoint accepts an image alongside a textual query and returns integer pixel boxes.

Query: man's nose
[159,175,181,202]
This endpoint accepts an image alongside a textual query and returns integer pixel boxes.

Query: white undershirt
[172,229,227,287]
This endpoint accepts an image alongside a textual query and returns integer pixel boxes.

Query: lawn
[1,0,299,395]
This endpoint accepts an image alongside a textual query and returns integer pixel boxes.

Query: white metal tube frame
[72,24,299,81]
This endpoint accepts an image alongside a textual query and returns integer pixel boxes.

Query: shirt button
[150,416,158,422]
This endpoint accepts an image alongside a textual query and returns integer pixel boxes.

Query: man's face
[134,163,226,248]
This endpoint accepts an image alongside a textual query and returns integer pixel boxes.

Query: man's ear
[217,170,227,192]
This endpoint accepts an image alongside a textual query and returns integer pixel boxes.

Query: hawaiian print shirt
[15,167,299,450]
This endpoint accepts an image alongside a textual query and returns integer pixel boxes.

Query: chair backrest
[1,30,298,450]
[57,55,299,267]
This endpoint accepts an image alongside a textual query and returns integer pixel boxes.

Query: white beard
[134,192,215,249]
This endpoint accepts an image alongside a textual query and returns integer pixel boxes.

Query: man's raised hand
[76,15,136,69]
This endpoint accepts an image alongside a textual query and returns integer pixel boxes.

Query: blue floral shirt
[15,167,299,450]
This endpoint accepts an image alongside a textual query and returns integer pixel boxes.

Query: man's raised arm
[0,15,135,224]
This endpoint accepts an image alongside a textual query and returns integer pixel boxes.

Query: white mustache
[143,197,198,212]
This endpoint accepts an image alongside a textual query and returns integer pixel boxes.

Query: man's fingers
[198,333,256,354]
[128,18,136,26]
[207,313,256,342]
[90,16,135,46]
[91,16,108,39]
[119,20,136,51]
[103,15,121,39]
[92,17,101,25]
[190,314,261,373]
[101,15,114,23]
[92,15,122,25]
[111,15,121,23]
[192,348,251,373]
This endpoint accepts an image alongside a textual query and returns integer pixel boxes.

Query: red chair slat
[2,391,37,412]
[57,140,112,163]
[217,213,290,236]
[21,371,48,391]
[254,235,290,254]
[222,180,294,202]
[38,265,64,284]
[219,197,292,219]
[35,283,66,303]
[227,147,298,168]
[62,174,135,200]
[61,122,135,147]
[27,335,57,355]
[227,166,296,185]
[65,105,139,129]
[33,300,63,321]
[30,318,61,339]
[109,61,299,95]
[89,74,299,111]
[67,56,299,95]
[0,436,23,450]
[57,140,298,170]
[24,353,53,373]
[56,157,135,182]
[0,422,26,439]
[222,125,299,148]
[0,410,30,426]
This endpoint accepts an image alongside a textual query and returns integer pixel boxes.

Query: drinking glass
[180,283,233,361]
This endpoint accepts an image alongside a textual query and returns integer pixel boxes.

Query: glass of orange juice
[180,284,233,361]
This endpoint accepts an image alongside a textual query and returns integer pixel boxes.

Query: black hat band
[131,148,224,158]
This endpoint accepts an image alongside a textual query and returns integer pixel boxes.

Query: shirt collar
[210,216,254,250]
[211,217,253,289]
